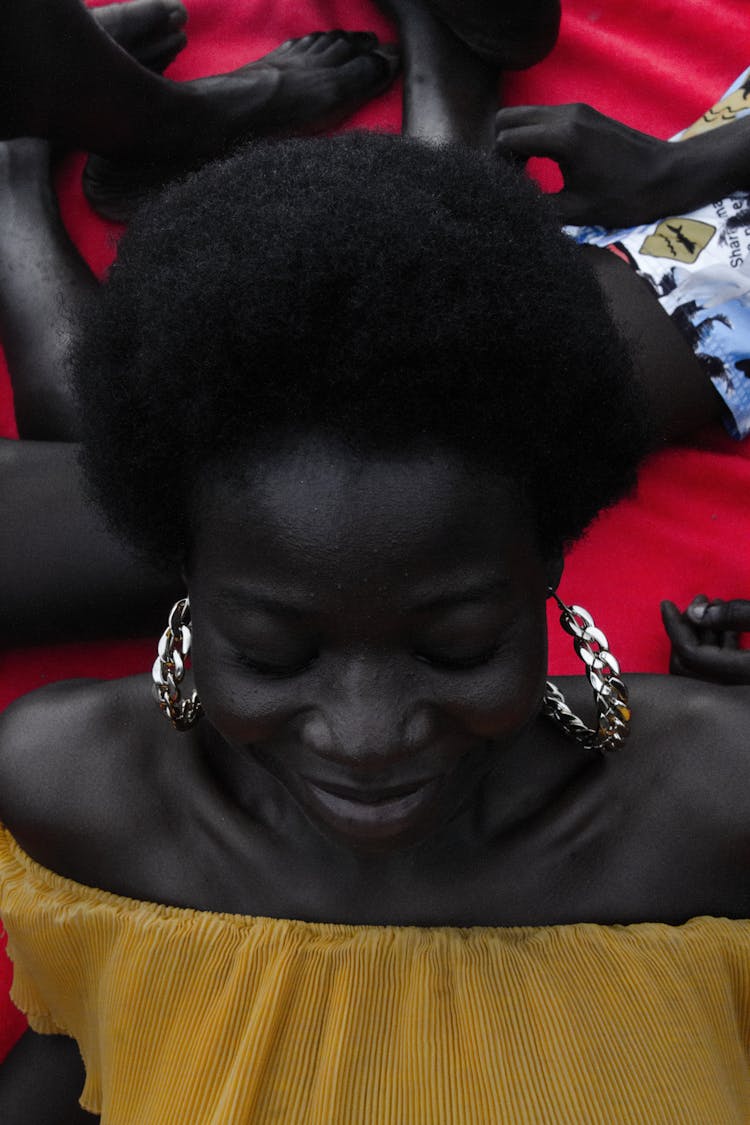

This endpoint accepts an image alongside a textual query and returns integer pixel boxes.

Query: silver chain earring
[152,597,203,731]
[542,592,630,753]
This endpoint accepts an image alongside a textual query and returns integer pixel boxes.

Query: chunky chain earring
[542,591,630,753]
[152,597,203,731]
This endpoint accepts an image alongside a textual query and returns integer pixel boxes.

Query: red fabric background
[1,0,749,1061]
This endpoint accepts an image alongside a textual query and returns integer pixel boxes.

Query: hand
[495,103,681,227]
[661,596,750,685]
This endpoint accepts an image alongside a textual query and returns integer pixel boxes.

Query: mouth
[298,774,446,843]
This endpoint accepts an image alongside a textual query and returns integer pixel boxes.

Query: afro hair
[72,131,649,562]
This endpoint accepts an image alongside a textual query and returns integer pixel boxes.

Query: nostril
[296,701,437,769]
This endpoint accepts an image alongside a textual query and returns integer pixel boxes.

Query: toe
[307,30,357,62]
[131,0,187,34]
[329,48,399,103]
[309,30,382,65]
[165,1,188,30]
[285,32,325,53]
[94,0,187,48]
[136,28,188,73]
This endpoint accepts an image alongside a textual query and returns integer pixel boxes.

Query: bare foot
[91,0,188,73]
[83,30,398,222]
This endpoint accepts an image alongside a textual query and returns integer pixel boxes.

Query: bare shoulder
[627,673,750,835]
[0,675,161,866]
[631,671,750,751]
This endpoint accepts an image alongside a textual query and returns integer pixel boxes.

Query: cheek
[441,610,548,739]
[189,632,293,745]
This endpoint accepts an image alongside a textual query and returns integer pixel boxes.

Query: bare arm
[581,244,722,444]
[0,438,180,643]
[0,1029,97,1123]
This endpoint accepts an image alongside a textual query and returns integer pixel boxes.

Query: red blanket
[1,0,749,1061]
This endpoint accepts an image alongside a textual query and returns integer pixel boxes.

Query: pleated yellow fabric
[1,825,749,1124]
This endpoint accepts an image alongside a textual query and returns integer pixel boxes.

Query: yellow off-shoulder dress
[0,824,749,1123]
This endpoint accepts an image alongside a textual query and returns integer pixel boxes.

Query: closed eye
[414,644,501,671]
[234,650,317,678]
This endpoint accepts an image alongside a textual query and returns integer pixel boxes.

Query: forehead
[188,440,543,595]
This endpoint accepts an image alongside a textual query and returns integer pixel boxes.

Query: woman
[0,133,748,1123]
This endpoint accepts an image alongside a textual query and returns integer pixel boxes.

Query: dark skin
[81,31,400,222]
[0,137,179,642]
[0,437,180,645]
[0,0,397,182]
[0,7,747,1119]
[0,0,732,645]
[1,439,749,1121]
[83,0,189,74]
[494,100,750,227]
[377,0,559,148]
[663,595,750,684]
[0,69,714,641]
[376,0,723,442]
[376,0,500,148]
[0,233,723,645]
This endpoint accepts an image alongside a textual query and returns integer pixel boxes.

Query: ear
[545,554,564,594]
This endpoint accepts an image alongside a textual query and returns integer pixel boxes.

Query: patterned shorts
[568,67,750,440]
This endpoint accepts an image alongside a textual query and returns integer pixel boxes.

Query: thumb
[548,189,589,226]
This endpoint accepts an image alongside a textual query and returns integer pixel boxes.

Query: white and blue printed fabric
[568,67,750,439]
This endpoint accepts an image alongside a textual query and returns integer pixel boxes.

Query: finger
[495,105,553,130]
[494,123,569,163]
[548,190,592,226]
[700,599,750,632]
[686,595,717,646]
[720,631,740,650]
[685,594,710,624]
[662,599,750,682]
[660,600,699,656]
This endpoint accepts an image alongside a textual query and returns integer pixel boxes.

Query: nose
[297,657,435,774]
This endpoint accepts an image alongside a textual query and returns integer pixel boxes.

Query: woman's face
[187,438,554,852]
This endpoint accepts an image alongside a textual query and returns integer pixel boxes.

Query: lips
[298,774,445,844]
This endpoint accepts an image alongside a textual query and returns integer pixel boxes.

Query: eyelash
[234,643,502,678]
[414,644,501,671]
[234,651,316,678]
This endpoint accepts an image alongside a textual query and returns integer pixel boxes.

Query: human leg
[0,138,96,441]
[0,0,198,156]
[0,439,179,643]
[92,0,188,73]
[378,0,558,149]
[379,0,499,147]
[582,245,722,445]
[0,1028,95,1123]
[82,31,399,220]
[421,0,560,69]
[0,1,396,165]
[0,138,181,635]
